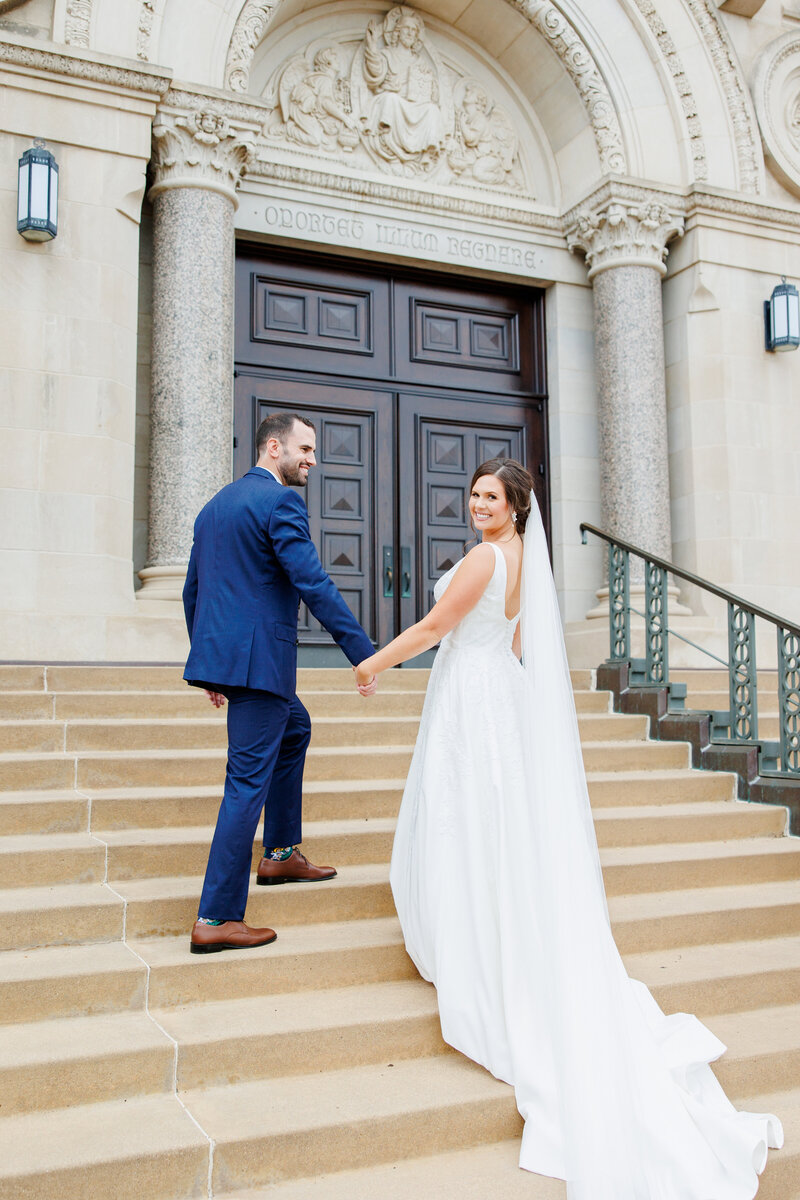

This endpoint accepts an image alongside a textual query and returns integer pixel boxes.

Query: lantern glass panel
[49,171,58,226]
[17,162,28,223]
[30,161,49,220]
[790,294,800,341]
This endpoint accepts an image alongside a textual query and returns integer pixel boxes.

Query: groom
[183,411,376,954]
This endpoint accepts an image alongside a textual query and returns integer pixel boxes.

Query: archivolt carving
[629,0,706,182]
[226,1,279,94]
[64,0,91,47]
[682,0,761,193]
[505,0,626,175]
[137,0,155,61]
[225,0,625,176]
[263,8,524,187]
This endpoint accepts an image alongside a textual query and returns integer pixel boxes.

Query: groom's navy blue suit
[183,466,373,920]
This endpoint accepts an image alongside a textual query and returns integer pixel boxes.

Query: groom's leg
[198,687,290,921]
[262,694,311,849]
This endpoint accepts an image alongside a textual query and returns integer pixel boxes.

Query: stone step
[0,1092,208,1199]
[707,1004,800,1099]
[0,795,763,888]
[77,769,741,835]
[609,879,800,954]
[182,1054,520,1194]
[0,1009,174,1115]
[0,692,55,720]
[600,836,800,894]
[0,830,106,888]
[0,940,146,1025]
[218,1139,565,1200]
[0,710,646,756]
[683,690,780,714]
[98,820,396,883]
[0,789,87,835]
[0,665,46,691]
[0,881,123,952]
[156,979,445,1093]
[0,738,691,794]
[626,935,800,1017]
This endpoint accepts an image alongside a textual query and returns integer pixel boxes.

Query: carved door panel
[233,371,394,649]
[397,394,548,635]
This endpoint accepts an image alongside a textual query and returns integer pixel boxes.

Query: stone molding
[64,0,92,48]
[752,31,800,200]
[565,186,685,278]
[246,154,563,233]
[686,184,800,230]
[149,103,258,204]
[224,0,627,177]
[0,35,171,95]
[629,0,706,182]
[682,0,762,194]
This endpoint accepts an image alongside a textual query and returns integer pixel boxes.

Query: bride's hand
[354,658,378,696]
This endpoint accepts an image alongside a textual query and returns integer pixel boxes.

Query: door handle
[383,546,394,598]
[401,546,411,599]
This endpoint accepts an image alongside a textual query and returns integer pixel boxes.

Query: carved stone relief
[137,0,155,61]
[263,6,524,188]
[752,32,800,200]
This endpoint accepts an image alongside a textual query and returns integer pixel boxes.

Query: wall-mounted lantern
[17,140,58,242]
[764,276,800,352]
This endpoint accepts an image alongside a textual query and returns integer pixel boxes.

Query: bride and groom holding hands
[182,410,781,1198]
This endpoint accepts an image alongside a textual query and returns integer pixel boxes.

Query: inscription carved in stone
[264,6,524,189]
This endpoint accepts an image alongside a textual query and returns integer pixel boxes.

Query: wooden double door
[234,248,549,659]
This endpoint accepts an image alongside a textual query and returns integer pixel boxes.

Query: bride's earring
[512,512,517,524]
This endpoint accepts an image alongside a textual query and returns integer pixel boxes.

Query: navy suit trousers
[198,687,311,921]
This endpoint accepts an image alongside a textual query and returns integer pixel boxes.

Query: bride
[354,457,783,1199]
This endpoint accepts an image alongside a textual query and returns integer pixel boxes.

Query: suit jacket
[183,467,374,699]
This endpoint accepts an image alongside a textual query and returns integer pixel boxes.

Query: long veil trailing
[516,490,782,1199]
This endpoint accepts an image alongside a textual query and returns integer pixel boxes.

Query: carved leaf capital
[566,197,684,278]
[150,106,255,202]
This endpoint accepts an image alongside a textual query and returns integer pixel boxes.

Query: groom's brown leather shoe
[190,920,277,954]
[256,848,337,886]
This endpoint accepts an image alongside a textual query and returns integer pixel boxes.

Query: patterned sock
[196,917,223,926]
[266,846,295,861]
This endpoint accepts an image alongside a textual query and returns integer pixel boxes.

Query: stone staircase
[0,663,798,1198]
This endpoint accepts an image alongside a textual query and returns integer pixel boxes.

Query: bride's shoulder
[463,542,496,567]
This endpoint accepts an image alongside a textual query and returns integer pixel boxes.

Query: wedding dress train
[390,508,783,1200]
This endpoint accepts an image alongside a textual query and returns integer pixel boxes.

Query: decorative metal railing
[580,523,800,779]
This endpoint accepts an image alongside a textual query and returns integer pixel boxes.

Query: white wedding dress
[390,511,783,1199]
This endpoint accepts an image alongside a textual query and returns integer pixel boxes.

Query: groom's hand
[353,664,378,696]
[204,690,226,708]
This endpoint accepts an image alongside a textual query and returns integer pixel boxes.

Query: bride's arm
[355,543,495,684]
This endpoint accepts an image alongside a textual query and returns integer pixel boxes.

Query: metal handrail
[580,523,800,637]
[580,523,800,779]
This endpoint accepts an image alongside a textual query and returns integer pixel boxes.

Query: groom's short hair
[256,412,315,454]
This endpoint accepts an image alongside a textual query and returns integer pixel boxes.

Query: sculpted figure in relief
[273,46,359,152]
[355,6,448,174]
[448,80,520,187]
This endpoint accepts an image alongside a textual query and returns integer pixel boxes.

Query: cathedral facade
[2,0,799,664]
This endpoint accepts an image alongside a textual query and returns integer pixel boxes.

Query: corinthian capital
[566,196,684,279]
[149,105,256,205]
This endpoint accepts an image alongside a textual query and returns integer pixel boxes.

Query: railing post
[645,560,669,685]
[608,543,630,661]
[778,626,800,774]
[728,602,758,741]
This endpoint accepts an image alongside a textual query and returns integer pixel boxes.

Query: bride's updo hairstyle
[470,458,535,534]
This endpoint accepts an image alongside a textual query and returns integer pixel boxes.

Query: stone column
[566,196,684,572]
[137,103,256,600]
